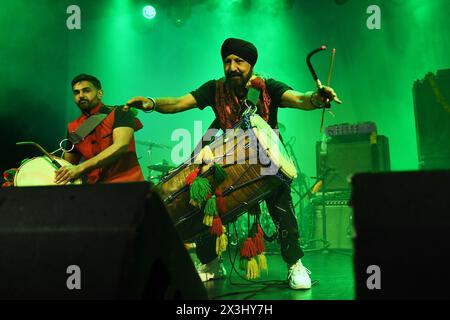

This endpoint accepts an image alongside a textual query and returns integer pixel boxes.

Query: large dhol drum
[156,114,297,242]
[14,157,82,186]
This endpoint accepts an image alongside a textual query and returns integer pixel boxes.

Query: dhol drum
[14,157,82,186]
[155,114,297,242]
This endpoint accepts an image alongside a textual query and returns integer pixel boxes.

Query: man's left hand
[315,86,342,107]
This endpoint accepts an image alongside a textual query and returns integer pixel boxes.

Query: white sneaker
[196,258,227,282]
[288,259,312,290]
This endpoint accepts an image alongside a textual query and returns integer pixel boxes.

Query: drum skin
[13,157,82,186]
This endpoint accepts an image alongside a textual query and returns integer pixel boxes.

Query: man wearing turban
[126,38,341,290]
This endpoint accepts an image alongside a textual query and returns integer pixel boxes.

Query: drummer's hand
[54,165,82,185]
[314,86,342,107]
[123,96,154,112]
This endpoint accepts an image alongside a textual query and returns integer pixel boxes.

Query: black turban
[220,38,258,66]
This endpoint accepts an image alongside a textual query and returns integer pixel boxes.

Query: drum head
[14,157,82,186]
[250,114,297,179]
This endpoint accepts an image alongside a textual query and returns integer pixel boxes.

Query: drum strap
[68,113,108,144]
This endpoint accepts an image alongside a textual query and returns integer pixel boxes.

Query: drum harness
[16,112,108,169]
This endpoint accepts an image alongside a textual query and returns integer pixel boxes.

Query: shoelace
[288,263,311,278]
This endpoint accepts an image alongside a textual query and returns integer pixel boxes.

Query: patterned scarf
[214,76,272,130]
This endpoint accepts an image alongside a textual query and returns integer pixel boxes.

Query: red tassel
[240,237,257,258]
[1,181,12,188]
[210,216,223,236]
[185,167,200,185]
[215,189,227,214]
[257,223,263,237]
[253,233,265,254]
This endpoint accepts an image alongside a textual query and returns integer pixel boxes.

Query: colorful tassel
[240,237,257,258]
[194,146,214,164]
[203,214,214,227]
[253,232,265,254]
[3,168,17,181]
[257,223,264,237]
[185,167,200,185]
[189,177,211,207]
[215,228,228,256]
[1,181,12,188]
[210,216,223,235]
[202,146,214,164]
[204,195,217,217]
[213,163,227,185]
[246,257,260,279]
[257,253,268,273]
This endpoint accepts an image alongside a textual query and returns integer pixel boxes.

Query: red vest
[68,104,144,184]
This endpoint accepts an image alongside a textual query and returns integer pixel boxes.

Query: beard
[225,72,252,91]
[77,98,97,111]
[225,73,252,97]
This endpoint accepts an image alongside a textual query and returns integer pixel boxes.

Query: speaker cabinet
[352,170,450,299]
[316,135,390,191]
[311,204,353,250]
[0,182,207,300]
[413,69,450,169]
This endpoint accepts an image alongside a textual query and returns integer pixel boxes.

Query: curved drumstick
[306,45,327,89]
[307,45,331,133]
[16,141,62,169]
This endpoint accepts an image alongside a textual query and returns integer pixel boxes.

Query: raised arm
[125,94,198,114]
[280,87,341,110]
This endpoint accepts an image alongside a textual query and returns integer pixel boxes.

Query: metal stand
[303,169,352,256]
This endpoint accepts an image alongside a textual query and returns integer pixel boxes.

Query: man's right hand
[124,96,154,112]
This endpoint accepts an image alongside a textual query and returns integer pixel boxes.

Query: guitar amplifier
[310,204,354,250]
[413,69,450,169]
[316,134,391,191]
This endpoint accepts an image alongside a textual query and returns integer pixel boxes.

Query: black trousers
[196,182,304,265]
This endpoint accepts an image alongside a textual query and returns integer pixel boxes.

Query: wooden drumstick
[327,48,336,87]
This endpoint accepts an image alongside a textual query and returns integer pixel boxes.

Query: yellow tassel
[194,145,214,165]
[202,145,214,164]
[257,253,268,274]
[246,257,260,279]
[194,148,204,164]
[216,230,228,256]
[203,214,213,227]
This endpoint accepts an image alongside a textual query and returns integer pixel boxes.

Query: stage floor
[194,245,355,300]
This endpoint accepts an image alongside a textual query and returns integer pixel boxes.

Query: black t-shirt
[110,106,139,129]
[191,78,292,110]
[190,78,292,129]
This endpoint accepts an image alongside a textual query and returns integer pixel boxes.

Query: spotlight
[142,5,156,19]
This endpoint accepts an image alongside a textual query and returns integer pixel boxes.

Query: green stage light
[142,5,156,19]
